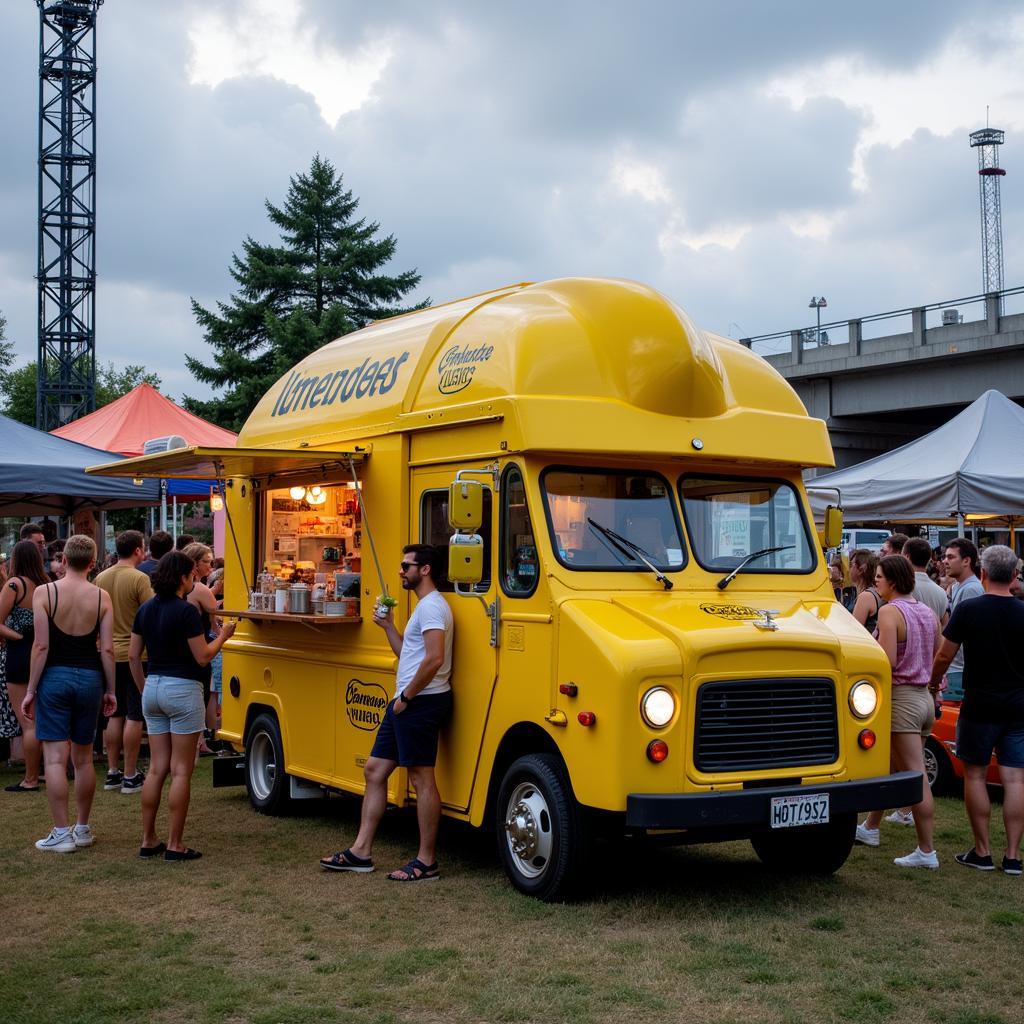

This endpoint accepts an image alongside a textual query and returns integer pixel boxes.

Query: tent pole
[160,480,168,532]
[172,497,177,543]
[957,512,965,535]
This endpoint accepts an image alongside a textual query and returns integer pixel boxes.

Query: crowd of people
[2,520,1021,881]
[0,525,234,859]
[835,534,1024,876]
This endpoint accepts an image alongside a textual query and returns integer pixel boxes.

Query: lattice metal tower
[36,0,103,429]
[969,126,1006,305]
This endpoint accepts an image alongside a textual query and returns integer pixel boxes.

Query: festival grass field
[1,760,1022,1024]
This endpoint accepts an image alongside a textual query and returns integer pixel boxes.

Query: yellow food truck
[93,277,919,900]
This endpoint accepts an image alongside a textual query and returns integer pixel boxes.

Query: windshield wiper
[586,518,674,590]
[716,545,793,590]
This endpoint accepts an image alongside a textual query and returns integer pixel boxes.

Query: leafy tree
[0,360,161,427]
[0,310,13,380]
[184,154,426,430]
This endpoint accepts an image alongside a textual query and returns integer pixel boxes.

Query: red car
[924,700,1002,792]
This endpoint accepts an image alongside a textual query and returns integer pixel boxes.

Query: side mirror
[448,533,484,585]
[448,480,483,531]
[822,505,843,550]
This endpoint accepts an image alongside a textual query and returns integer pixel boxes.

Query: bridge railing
[740,285,1024,361]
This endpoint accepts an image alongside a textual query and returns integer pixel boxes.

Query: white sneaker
[885,810,914,826]
[894,847,939,870]
[855,822,880,847]
[35,828,77,853]
[72,824,94,848]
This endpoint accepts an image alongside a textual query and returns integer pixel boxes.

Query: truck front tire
[750,812,856,875]
[496,754,587,901]
[245,712,292,815]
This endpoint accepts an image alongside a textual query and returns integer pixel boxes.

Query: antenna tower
[969,124,1006,309]
[35,0,103,429]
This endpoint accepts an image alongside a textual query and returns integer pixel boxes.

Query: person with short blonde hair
[22,535,116,853]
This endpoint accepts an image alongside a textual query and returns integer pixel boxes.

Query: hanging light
[307,488,328,506]
[289,485,306,501]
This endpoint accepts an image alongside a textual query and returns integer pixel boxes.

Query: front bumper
[626,771,922,830]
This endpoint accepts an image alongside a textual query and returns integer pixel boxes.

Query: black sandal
[164,847,202,862]
[320,848,374,873]
[387,858,440,881]
[138,842,167,859]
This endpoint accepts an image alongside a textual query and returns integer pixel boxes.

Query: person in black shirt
[930,544,1024,875]
[128,551,235,861]
[136,530,173,578]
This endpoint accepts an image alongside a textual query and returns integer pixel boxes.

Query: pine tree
[184,155,426,430]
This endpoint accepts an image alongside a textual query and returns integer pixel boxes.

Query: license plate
[770,792,830,829]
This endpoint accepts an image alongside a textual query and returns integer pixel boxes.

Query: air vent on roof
[143,435,188,455]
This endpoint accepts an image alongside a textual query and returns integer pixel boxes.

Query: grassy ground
[1,761,1022,1024]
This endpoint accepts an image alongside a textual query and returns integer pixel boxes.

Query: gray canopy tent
[808,390,1024,527]
[0,412,160,516]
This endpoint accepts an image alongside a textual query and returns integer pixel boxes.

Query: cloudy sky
[2,0,1023,401]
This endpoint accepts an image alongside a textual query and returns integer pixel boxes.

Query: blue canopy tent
[0,413,160,517]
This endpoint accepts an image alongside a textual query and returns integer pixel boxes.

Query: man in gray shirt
[942,538,984,700]
[905,538,949,627]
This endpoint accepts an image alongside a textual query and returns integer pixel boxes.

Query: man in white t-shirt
[320,544,454,881]
[943,538,985,701]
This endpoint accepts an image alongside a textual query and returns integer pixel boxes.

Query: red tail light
[858,729,876,750]
[577,711,596,727]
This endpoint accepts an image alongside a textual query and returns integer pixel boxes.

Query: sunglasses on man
[400,561,419,572]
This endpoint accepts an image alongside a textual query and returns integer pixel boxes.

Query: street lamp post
[809,296,828,346]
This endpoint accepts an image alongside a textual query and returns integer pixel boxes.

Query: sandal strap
[391,858,438,879]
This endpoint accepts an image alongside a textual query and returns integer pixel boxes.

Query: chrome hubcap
[249,731,277,800]
[923,746,938,787]
[504,781,553,878]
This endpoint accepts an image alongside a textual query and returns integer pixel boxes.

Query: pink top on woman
[881,597,936,687]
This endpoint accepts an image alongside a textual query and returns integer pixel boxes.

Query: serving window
[259,481,363,581]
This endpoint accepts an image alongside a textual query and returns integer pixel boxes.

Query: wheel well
[243,703,279,746]
[482,723,563,828]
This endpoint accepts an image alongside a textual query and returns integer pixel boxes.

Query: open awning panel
[87,445,370,481]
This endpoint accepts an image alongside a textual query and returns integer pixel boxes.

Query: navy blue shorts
[370,691,453,767]
[957,716,1024,769]
[103,661,145,724]
[35,665,104,745]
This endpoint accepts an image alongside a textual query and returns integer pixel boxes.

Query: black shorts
[370,691,453,767]
[104,661,145,724]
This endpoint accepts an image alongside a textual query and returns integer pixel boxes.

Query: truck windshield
[679,476,815,574]
[542,468,685,571]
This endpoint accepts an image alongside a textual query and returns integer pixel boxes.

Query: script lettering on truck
[437,342,494,394]
[271,351,411,417]
[345,679,389,731]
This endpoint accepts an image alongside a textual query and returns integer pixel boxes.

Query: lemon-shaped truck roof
[239,277,833,468]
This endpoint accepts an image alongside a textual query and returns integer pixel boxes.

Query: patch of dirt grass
[2,764,1023,1024]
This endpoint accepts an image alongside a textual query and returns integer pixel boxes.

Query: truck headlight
[849,680,877,719]
[641,687,676,728]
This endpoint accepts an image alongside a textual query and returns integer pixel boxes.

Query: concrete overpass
[741,288,1024,470]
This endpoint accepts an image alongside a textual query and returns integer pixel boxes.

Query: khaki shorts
[891,684,935,737]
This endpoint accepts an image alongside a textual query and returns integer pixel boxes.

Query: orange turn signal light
[858,728,876,750]
[577,711,596,727]
[647,740,669,763]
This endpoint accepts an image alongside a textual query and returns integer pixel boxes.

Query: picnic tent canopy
[51,383,237,498]
[0,412,159,515]
[808,390,1024,522]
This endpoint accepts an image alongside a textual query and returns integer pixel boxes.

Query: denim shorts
[142,674,205,735]
[370,691,453,767]
[210,652,223,695]
[956,716,1024,769]
[35,665,103,745]
[945,671,964,702]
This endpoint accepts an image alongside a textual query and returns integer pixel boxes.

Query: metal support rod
[347,456,388,600]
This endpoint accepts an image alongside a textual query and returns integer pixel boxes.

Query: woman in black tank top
[22,535,115,854]
[0,540,53,792]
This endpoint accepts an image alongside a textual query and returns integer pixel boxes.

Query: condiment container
[288,581,311,614]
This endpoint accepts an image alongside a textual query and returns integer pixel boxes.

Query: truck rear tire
[750,812,856,875]
[245,712,292,816]
[496,754,588,902]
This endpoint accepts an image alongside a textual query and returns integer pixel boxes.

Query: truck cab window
[542,468,685,572]
[421,488,492,592]
[501,466,537,596]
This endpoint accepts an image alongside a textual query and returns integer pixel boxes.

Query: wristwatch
[398,691,412,705]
